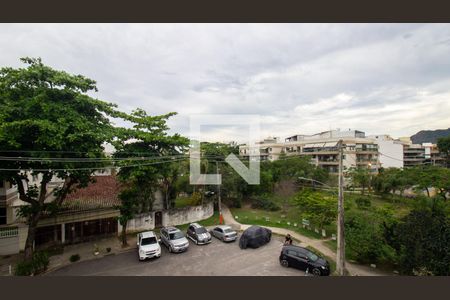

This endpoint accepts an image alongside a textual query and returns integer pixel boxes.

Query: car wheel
[312,268,321,276]
[195,239,198,245]
[280,259,289,268]
[169,245,173,253]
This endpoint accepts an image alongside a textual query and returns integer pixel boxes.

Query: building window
[0,181,3,188]
[0,207,6,225]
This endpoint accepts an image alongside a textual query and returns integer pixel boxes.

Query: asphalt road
[48,236,305,276]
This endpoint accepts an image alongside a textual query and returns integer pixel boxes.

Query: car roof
[190,223,204,229]
[140,231,156,238]
[165,226,180,232]
[215,225,232,230]
[282,245,307,251]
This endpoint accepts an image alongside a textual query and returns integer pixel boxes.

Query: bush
[14,260,34,276]
[355,196,372,210]
[251,195,280,211]
[188,192,202,206]
[227,197,242,208]
[345,211,396,265]
[15,251,50,276]
[69,254,80,263]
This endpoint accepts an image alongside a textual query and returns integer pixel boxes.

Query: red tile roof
[61,176,121,213]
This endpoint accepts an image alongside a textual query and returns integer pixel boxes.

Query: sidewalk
[221,205,389,276]
[0,235,138,276]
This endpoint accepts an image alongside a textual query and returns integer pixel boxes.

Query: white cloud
[0,23,449,143]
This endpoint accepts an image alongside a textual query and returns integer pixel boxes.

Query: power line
[0,156,230,172]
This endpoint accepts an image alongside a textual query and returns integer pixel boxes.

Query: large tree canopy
[0,57,126,259]
[112,109,189,246]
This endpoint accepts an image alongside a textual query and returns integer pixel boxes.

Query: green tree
[0,58,123,260]
[113,109,188,245]
[345,209,397,264]
[293,189,337,228]
[347,167,371,195]
[389,198,450,275]
[373,168,412,198]
[437,136,450,167]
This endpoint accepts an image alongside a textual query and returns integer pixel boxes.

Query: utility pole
[216,161,223,224]
[336,139,346,275]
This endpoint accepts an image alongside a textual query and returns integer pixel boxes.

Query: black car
[279,245,330,276]
[239,225,272,249]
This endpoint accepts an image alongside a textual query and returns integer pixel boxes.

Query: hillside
[411,128,450,144]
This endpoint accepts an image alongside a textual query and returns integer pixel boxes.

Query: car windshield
[223,228,234,233]
[306,252,319,262]
[195,227,207,234]
[141,237,157,245]
[169,231,184,240]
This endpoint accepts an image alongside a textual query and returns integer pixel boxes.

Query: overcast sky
[1,24,449,143]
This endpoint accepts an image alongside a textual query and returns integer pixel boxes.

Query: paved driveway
[48,236,304,276]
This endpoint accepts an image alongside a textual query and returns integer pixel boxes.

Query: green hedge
[15,251,50,276]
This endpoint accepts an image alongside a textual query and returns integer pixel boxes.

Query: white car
[137,231,161,261]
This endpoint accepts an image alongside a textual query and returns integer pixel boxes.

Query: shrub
[355,196,372,210]
[14,251,50,276]
[188,192,202,206]
[14,260,34,276]
[228,197,242,208]
[251,195,280,211]
[69,254,80,263]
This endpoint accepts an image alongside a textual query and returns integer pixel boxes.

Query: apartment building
[402,141,445,167]
[239,129,380,174]
[369,135,404,168]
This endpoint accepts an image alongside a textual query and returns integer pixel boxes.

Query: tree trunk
[121,221,128,247]
[426,188,430,197]
[24,213,41,261]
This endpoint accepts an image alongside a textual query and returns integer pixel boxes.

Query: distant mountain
[411,128,450,144]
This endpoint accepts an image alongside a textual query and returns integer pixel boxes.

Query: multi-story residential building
[369,135,404,168]
[239,129,380,174]
[402,141,446,167]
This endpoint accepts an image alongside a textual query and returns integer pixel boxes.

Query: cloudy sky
[1,24,449,142]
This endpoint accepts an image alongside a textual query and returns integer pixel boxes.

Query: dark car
[186,223,212,245]
[279,245,330,276]
[239,225,272,249]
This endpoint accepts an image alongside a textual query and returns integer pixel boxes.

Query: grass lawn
[174,196,192,208]
[229,190,416,242]
[306,245,337,275]
[229,207,323,239]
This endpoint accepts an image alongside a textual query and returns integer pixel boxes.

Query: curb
[42,246,137,276]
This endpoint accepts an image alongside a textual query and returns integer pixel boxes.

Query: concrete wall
[119,201,214,234]
[121,212,155,233]
[162,202,214,227]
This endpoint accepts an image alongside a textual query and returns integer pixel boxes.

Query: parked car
[137,231,161,261]
[211,225,238,242]
[186,223,212,245]
[160,226,189,253]
[279,245,330,276]
[239,225,271,249]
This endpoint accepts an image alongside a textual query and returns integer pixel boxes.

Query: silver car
[160,226,189,253]
[211,225,238,242]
